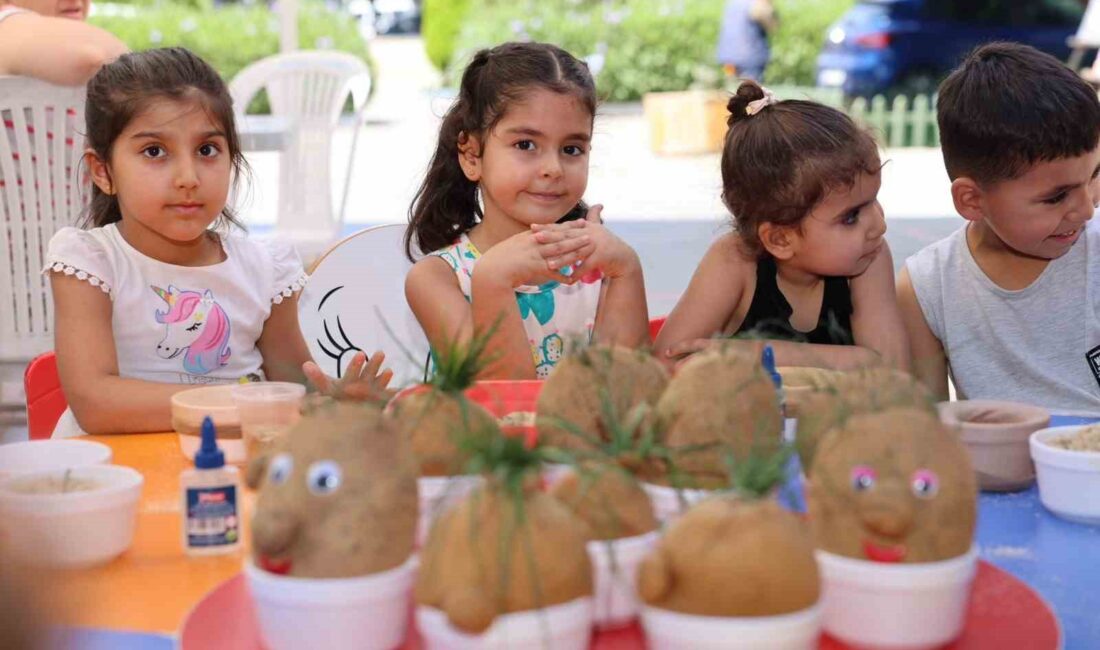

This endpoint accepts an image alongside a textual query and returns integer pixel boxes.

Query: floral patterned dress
[432,233,602,378]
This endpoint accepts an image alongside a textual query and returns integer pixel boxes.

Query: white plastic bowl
[246,556,416,650]
[816,546,978,649]
[588,531,660,628]
[0,464,143,568]
[417,475,482,546]
[641,602,823,650]
[416,597,593,650]
[0,439,112,480]
[1030,425,1100,524]
[641,482,712,523]
[171,385,246,464]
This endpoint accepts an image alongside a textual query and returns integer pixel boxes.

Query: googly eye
[307,460,342,496]
[850,465,877,492]
[911,469,940,499]
[267,453,293,486]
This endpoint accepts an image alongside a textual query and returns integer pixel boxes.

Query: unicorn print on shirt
[151,285,232,375]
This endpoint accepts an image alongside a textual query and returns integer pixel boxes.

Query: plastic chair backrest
[0,76,86,407]
[24,351,67,440]
[228,51,372,255]
[297,224,429,388]
[0,76,86,361]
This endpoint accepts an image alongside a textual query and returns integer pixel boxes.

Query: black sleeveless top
[734,257,854,345]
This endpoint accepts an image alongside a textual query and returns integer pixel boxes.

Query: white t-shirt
[906,222,1100,416]
[43,224,307,435]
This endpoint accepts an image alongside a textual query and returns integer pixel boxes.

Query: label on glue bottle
[185,485,239,547]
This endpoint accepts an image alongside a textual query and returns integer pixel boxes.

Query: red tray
[180,560,1058,649]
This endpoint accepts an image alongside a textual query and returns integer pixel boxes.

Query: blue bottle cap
[195,416,225,469]
[761,344,782,390]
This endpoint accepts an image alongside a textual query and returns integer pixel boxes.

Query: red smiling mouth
[863,539,907,563]
[258,555,292,575]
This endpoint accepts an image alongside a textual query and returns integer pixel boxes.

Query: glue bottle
[181,416,241,556]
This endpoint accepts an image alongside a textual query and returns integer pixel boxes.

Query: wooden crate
[642,90,729,156]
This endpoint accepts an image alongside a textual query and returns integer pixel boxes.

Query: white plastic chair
[229,51,372,260]
[0,76,86,408]
[297,224,429,388]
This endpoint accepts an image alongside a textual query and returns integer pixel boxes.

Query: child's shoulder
[219,232,307,304]
[906,225,967,271]
[700,231,757,274]
[44,225,119,289]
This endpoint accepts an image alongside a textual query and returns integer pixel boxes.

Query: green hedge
[422,0,472,72]
[89,2,372,93]
[442,0,852,101]
[448,0,721,102]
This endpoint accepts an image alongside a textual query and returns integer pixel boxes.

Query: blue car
[816,0,1085,97]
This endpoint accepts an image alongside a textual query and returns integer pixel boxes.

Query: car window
[924,0,1082,25]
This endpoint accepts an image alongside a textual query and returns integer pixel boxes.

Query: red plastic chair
[24,352,67,440]
[648,316,667,343]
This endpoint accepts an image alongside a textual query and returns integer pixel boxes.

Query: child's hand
[664,337,766,369]
[479,221,590,288]
[534,205,640,279]
[302,351,394,402]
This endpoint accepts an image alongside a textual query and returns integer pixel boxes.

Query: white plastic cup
[232,382,306,463]
[0,439,112,481]
[245,556,416,650]
[416,597,593,650]
[0,465,143,568]
[641,482,712,523]
[1030,426,1100,524]
[417,475,482,546]
[641,602,823,650]
[816,546,978,649]
[588,531,660,628]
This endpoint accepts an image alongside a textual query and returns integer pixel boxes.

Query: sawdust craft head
[808,407,977,564]
[638,493,819,617]
[536,344,669,452]
[655,343,783,487]
[388,328,503,476]
[415,433,593,634]
[793,367,935,474]
[247,400,419,578]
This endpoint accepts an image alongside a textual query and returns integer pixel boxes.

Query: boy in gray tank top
[897,42,1100,416]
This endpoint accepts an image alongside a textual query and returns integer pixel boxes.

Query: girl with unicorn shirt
[45,48,390,438]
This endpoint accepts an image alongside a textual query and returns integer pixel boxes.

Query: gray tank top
[906,223,1100,416]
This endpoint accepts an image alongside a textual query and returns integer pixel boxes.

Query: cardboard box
[642,90,729,155]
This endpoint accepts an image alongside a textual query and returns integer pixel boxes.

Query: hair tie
[745,86,778,117]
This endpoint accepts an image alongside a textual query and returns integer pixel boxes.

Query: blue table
[975,415,1100,650]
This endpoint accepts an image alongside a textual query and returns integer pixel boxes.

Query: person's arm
[407,224,592,380]
[258,294,393,401]
[592,258,648,348]
[896,265,949,400]
[666,337,881,370]
[847,242,910,371]
[52,273,187,434]
[653,234,745,368]
[573,207,649,348]
[406,256,535,379]
[0,12,127,85]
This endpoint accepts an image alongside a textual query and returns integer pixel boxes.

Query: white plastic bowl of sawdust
[1030,424,1100,524]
